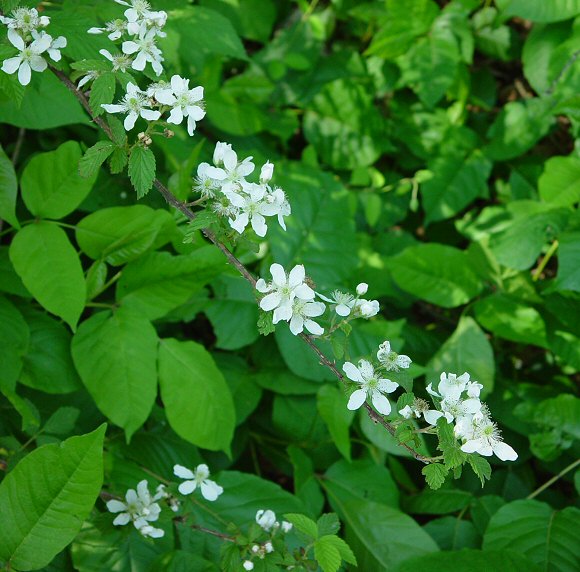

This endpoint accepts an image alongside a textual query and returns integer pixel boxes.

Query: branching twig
[50,67,431,465]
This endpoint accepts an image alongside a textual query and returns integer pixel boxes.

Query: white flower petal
[260,291,282,311]
[18,61,31,86]
[342,362,363,383]
[200,480,223,501]
[371,391,391,415]
[304,319,324,335]
[178,480,197,495]
[106,500,127,513]
[270,263,286,286]
[1,57,22,75]
[173,464,195,479]
[493,441,518,461]
[347,388,367,411]
[113,513,131,526]
[289,314,304,335]
[288,265,305,287]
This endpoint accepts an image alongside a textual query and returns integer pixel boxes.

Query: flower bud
[356,282,368,295]
[260,160,274,183]
[243,562,254,571]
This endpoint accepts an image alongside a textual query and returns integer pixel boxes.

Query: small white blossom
[194,162,220,198]
[459,411,518,461]
[399,404,420,419]
[352,298,380,318]
[260,161,274,183]
[101,82,161,131]
[100,49,133,72]
[343,359,399,415]
[77,70,100,89]
[261,186,291,230]
[173,463,223,501]
[1,28,51,86]
[205,142,255,194]
[256,509,278,531]
[88,19,127,40]
[0,8,49,32]
[256,263,315,324]
[154,75,205,136]
[317,290,354,316]
[226,182,273,237]
[243,562,254,571]
[46,34,66,62]
[288,298,326,336]
[264,541,274,553]
[106,480,163,536]
[424,395,482,426]
[281,521,293,533]
[356,282,368,295]
[377,341,412,372]
[153,483,180,512]
[465,380,483,398]
[122,28,164,76]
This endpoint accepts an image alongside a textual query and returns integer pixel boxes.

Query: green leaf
[391,243,483,307]
[554,232,580,291]
[474,295,548,347]
[406,489,472,514]
[75,205,174,266]
[0,143,18,227]
[78,141,116,179]
[21,141,98,219]
[89,73,116,117]
[392,549,542,572]
[366,0,439,59]
[0,295,29,392]
[303,79,389,169]
[321,483,438,569]
[466,454,492,486]
[0,72,89,129]
[398,17,460,108]
[314,536,342,572]
[158,339,235,453]
[19,305,82,394]
[499,0,580,23]
[268,162,357,286]
[317,513,341,537]
[317,385,354,461]
[287,446,325,517]
[488,201,569,270]
[0,425,106,571]
[320,535,357,566]
[483,499,580,572]
[421,464,449,490]
[10,222,86,329]
[427,316,495,394]
[484,98,554,160]
[128,146,156,199]
[167,6,247,65]
[116,247,225,320]
[71,308,158,439]
[422,150,492,223]
[424,517,479,551]
[539,155,580,206]
[283,513,319,538]
[182,209,219,238]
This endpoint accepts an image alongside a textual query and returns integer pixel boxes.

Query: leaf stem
[527,457,580,500]
[532,239,559,282]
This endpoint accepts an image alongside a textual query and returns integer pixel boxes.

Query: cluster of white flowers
[317,282,380,319]
[106,480,165,538]
[400,372,517,461]
[194,142,291,237]
[101,74,205,134]
[89,0,166,76]
[0,8,66,86]
[242,510,292,569]
[173,463,223,501]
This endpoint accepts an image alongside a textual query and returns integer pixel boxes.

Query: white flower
[1,28,51,86]
[281,521,293,533]
[154,75,205,136]
[317,290,355,316]
[77,70,100,89]
[153,483,180,512]
[260,161,274,183]
[139,524,165,538]
[256,509,278,531]
[226,182,273,237]
[1,8,49,32]
[46,34,66,62]
[256,263,315,324]
[352,298,380,318]
[122,28,164,76]
[173,463,223,501]
[376,341,412,372]
[288,299,325,336]
[260,186,290,230]
[101,82,161,131]
[465,380,483,398]
[106,480,162,532]
[356,282,368,295]
[127,7,167,37]
[343,359,399,415]
[99,49,133,72]
[243,562,254,571]
[264,541,274,554]
[194,162,220,198]
[460,412,518,461]
[424,395,482,426]
[437,372,471,400]
[88,19,127,40]
[205,142,255,193]
[399,404,420,419]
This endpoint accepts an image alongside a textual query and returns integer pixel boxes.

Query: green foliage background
[1,0,580,570]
